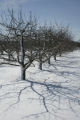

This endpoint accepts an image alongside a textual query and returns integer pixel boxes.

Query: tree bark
[21,65,26,80]
[20,33,25,80]
[54,54,56,62]
[39,52,42,70]
[39,61,42,70]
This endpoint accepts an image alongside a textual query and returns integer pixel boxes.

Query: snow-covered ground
[0,50,80,120]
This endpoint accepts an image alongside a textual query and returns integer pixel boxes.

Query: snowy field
[0,50,80,120]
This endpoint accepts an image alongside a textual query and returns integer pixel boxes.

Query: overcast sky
[0,0,80,41]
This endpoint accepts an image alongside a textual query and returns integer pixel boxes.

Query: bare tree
[0,10,80,120]
[0,10,37,80]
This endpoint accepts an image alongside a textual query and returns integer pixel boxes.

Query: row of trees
[0,10,79,80]
[0,10,80,119]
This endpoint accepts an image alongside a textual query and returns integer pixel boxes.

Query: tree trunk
[20,33,25,80]
[39,52,42,70]
[21,65,26,80]
[48,58,50,65]
[54,54,56,62]
[8,53,11,61]
[39,61,42,70]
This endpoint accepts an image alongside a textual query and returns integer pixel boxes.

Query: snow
[0,50,80,120]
